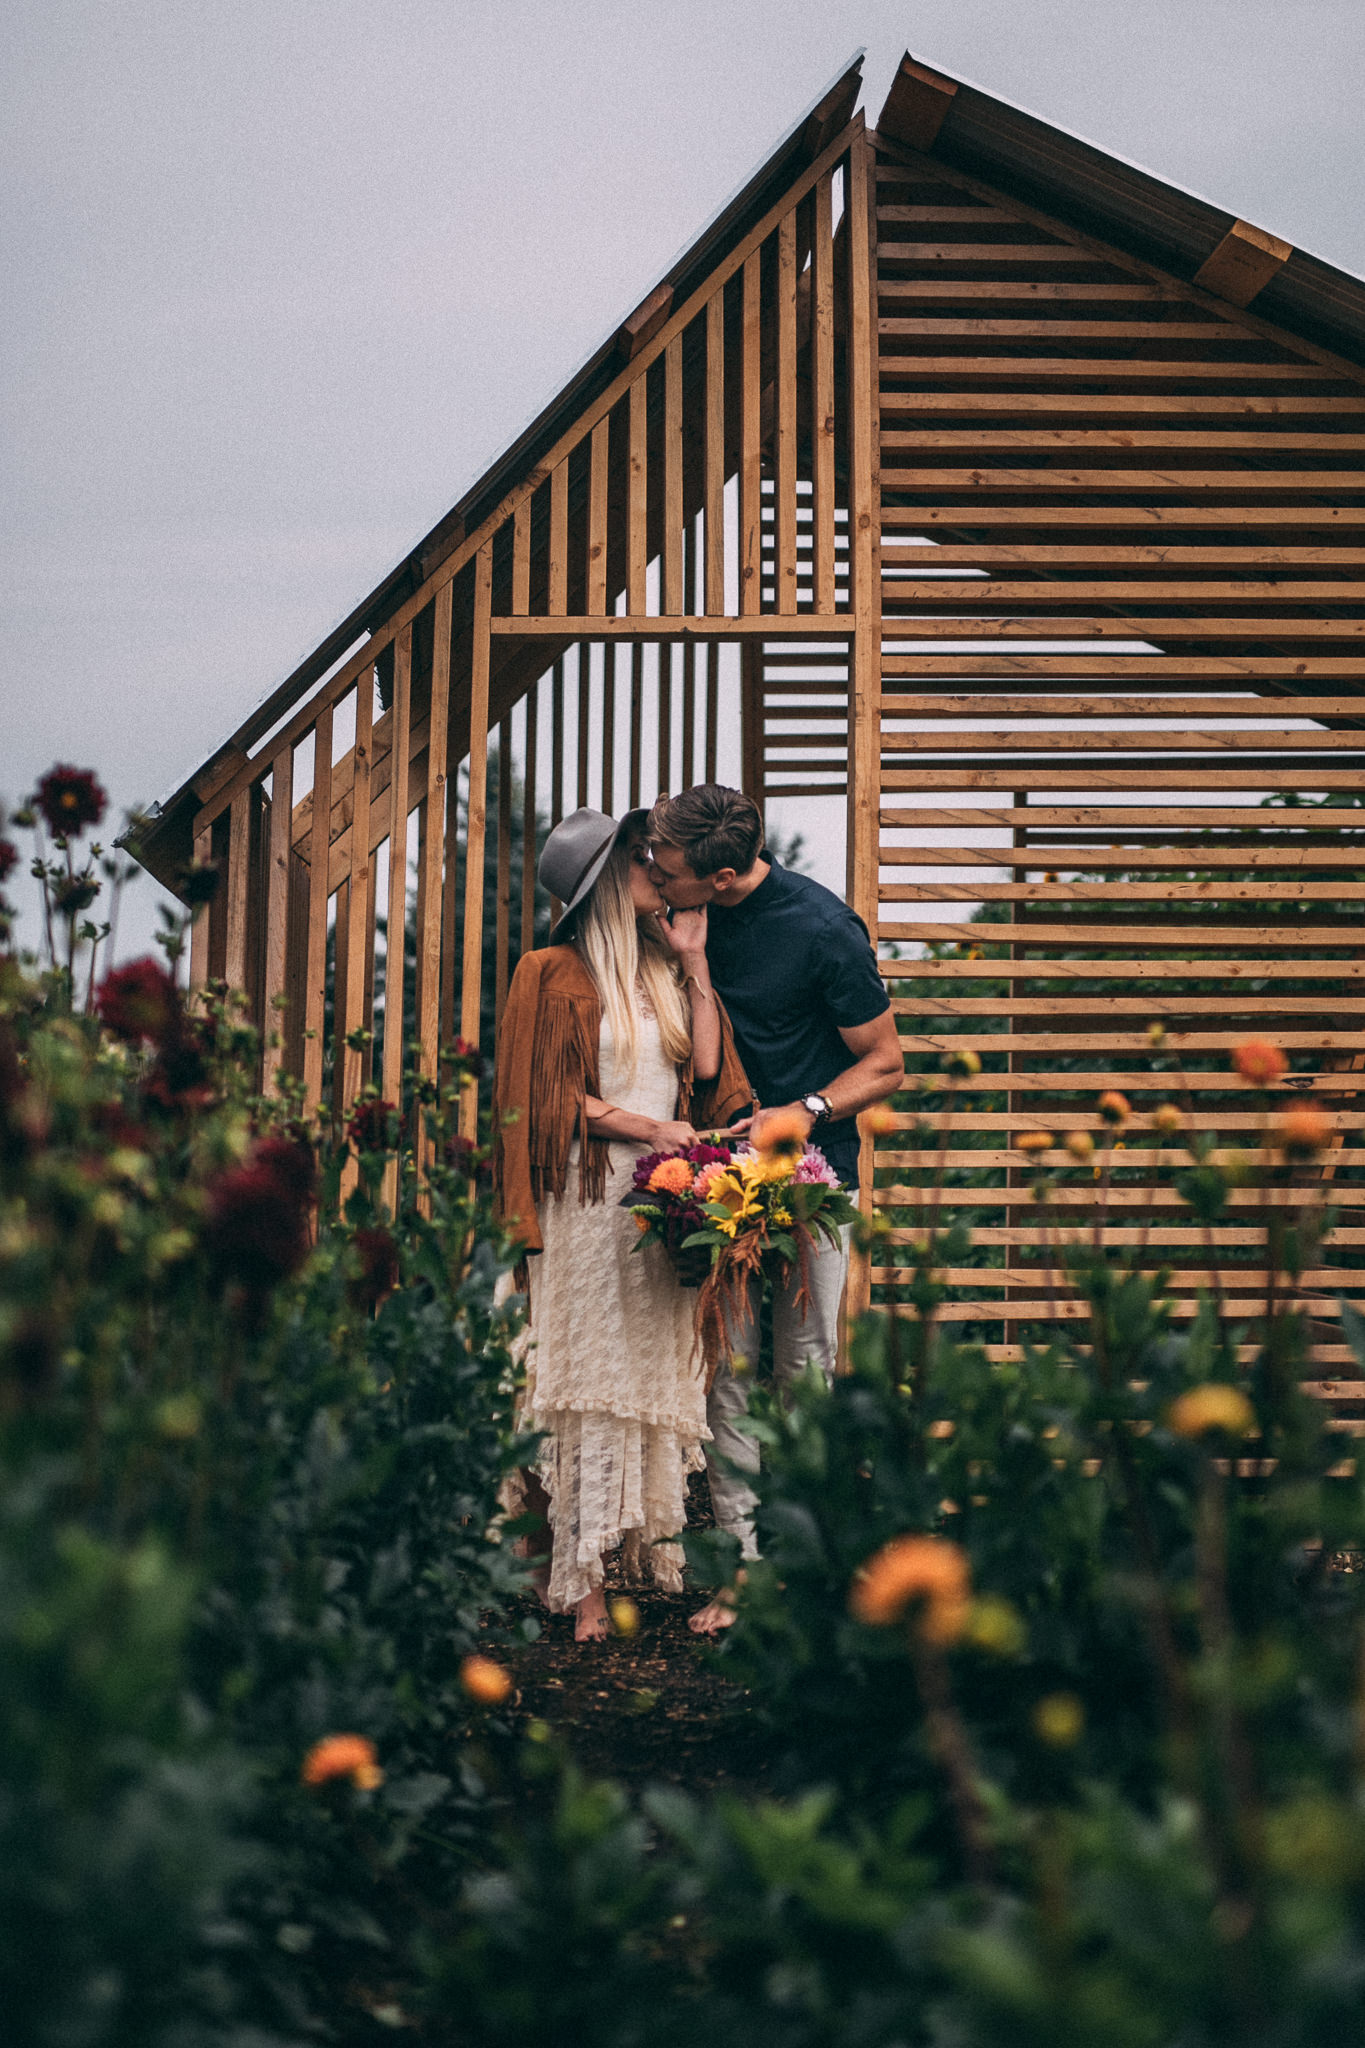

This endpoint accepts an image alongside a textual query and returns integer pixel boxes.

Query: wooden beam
[489,614,853,639]
[1193,219,1293,309]
[416,582,451,1106]
[460,544,492,1133]
[877,53,958,153]
[615,280,673,362]
[740,250,762,616]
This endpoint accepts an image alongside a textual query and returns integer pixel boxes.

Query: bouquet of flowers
[625,1111,859,1382]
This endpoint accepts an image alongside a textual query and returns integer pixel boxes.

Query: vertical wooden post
[658,645,672,800]
[740,641,763,809]
[189,826,212,994]
[740,252,762,615]
[303,703,333,1112]
[512,499,531,616]
[682,523,696,786]
[663,334,684,615]
[845,127,883,1330]
[496,715,512,1029]
[704,291,726,616]
[812,171,836,614]
[416,583,451,1096]
[628,378,648,615]
[261,743,293,1093]
[459,543,493,1137]
[576,644,591,808]
[587,417,609,615]
[776,208,798,614]
[602,645,616,815]
[380,625,412,1126]
[629,643,643,809]
[340,672,375,1117]
[548,459,568,616]
[224,788,250,991]
[521,680,539,951]
[704,643,718,783]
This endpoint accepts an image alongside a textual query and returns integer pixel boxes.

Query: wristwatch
[801,1091,833,1128]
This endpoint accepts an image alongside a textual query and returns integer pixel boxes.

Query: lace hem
[508,1408,706,1614]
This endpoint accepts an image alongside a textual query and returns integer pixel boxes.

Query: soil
[496,1473,775,1801]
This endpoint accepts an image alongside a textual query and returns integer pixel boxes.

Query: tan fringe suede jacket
[492,943,752,1255]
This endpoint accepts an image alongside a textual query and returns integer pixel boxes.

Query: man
[647,784,903,1631]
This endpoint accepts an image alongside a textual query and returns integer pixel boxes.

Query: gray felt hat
[539,806,647,927]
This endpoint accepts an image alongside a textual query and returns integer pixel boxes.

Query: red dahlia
[34,765,107,839]
[97,956,180,1044]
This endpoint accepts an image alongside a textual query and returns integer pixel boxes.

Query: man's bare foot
[688,1570,746,1635]
[573,1586,610,1642]
[688,1597,736,1635]
[526,1560,553,1610]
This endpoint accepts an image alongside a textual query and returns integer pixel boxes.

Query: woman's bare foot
[526,1560,553,1610]
[688,1571,746,1635]
[573,1586,610,1642]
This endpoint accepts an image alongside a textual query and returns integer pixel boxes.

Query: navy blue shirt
[704,858,890,1190]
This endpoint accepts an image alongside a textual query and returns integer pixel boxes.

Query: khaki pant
[703,1224,853,1559]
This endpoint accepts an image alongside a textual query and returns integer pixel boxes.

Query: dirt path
[498,1479,774,1801]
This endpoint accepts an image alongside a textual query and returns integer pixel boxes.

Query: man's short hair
[648,785,763,878]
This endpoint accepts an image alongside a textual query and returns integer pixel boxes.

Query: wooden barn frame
[136,52,1365,1393]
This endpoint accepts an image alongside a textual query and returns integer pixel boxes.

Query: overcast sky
[4,0,1364,951]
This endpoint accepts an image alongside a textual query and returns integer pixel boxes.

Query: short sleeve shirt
[704,858,890,1190]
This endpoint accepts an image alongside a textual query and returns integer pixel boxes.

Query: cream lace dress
[517,987,708,1614]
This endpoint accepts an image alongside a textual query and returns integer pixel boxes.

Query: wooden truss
[143,53,1365,1420]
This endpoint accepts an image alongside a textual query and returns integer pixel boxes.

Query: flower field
[6,775,1365,2045]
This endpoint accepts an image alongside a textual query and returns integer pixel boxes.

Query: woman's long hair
[572,838,690,1082]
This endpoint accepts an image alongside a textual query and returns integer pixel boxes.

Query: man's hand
[751,1102,815,1150]
[657,904,708,965]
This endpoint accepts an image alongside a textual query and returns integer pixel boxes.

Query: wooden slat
[881,468,1365,493]
[189,826,212,994]
[496,715,512,1031]
[881,545,1365,566]
[490,614,856,638]
[881,428,1365,452]
[302,706,333,1109]
[741,249,762,615]
[887,963,1365,987]
[877,356,1351,382]
[881,393,1365,418]
[521,678,538,952]
[548,459,568,616]
[877,920,1365,946]
[512,498,531,617]
[662,334,684,615]
[628,377,647,614]
[813,171,836,613]
[460,545,493,1137]
[705,290,726,615]
[261,744,293,1092]
[881,582,1365,607]
[629,642,643,808]
[602,642,616,815]
[224,788,250,991]
[878,507,1365,529]
[380,625,412,1118]
[416,583,451,1101]
[776,208,799,614]
[577,645,591,807]
[705,640,719,782]
[878,729,1365,755]
[339,672,375,1117]
[878,697,1365,720]
[587,417,609,616]
[658,645,673,797]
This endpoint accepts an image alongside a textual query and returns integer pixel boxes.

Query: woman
[494,807,750,1641]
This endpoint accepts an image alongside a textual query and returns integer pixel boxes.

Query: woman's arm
[583,1095,698,1151]
[657,906,721,1081]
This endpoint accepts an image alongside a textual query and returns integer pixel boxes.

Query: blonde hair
[573,838,691,1081]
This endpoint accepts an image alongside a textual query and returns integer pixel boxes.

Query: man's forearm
[816,1050,904,1123]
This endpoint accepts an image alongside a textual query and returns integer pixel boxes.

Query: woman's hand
[656,904,708,965]
[652,1119,700,1151]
